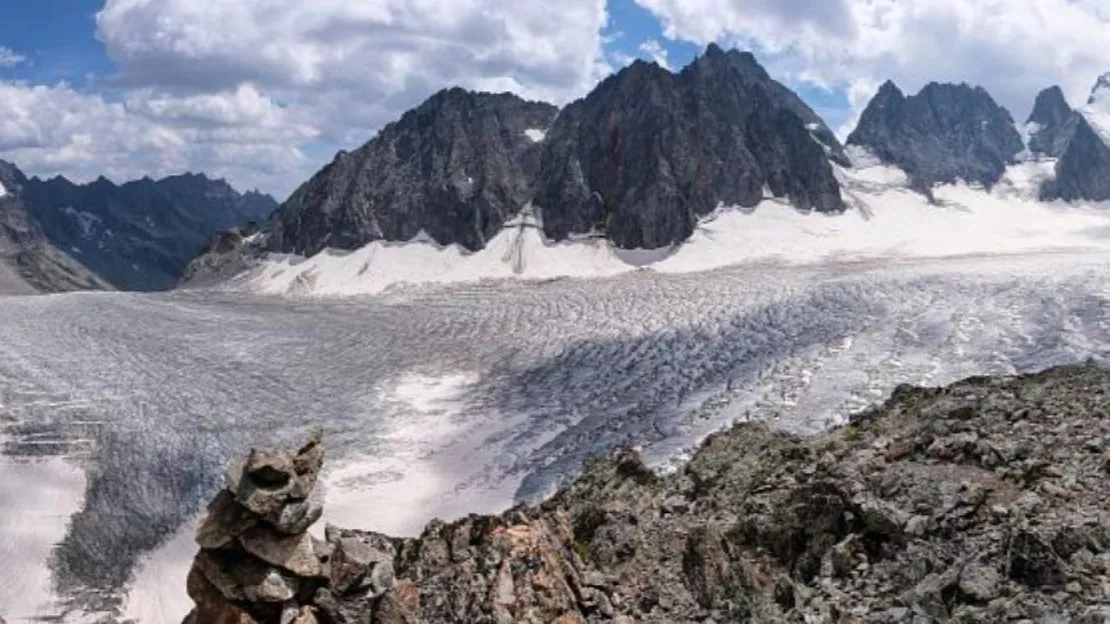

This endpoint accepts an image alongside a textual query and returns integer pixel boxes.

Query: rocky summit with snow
[532,43,845,249]
[182,365,1110,623]
[846,81,1025,194]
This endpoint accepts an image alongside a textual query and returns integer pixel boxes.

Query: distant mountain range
[0,161,276,292]
[8,44,1110,294]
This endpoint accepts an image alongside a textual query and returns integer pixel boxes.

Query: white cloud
[0,81,310,195]
[636,0,1110,132]
[0,45,24,67]
[95,0,610,142]
[0,1,610,199]
[0,46,26,68]
[638,39,672,70]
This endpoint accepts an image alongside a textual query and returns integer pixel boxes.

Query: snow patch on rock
[524,128,546,143]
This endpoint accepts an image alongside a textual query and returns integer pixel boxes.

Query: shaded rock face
[1027,86,1077,158]
[534,44,845,249]
[183,365,1110,622]
[20,172,277,291]
[262,45,845,259]
[269,88,558,256]
[0,160,111,294]
[847,81,1024,192]
[1042,115,1110,202]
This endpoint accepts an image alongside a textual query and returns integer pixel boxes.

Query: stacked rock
[183,432,330,624]
[182,432,406,624]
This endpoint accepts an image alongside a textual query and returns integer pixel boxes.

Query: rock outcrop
[268,88,558,256]
[847,81,1024,193]
[186,365,1110,622]
[1041,115,1110,202]
[533,44,845,249]
[1026,86,1077,158]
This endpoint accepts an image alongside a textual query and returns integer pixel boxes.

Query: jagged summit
[265,45,847,259]
[9,168,278,290]
[269,87,558,256]
[847,80,1024,192]
[534,44,844,249]
[1026,86,1076,158]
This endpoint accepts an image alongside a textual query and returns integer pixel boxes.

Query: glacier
[5,158,1110,621]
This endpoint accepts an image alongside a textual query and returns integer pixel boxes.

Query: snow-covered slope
[210,153,1110,298]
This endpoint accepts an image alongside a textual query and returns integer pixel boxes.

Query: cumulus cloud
[0,81,309,194]
[636,0,1110,134]
[638,39,672,70]
[95,0,610,141]
[0,46,26,68]
[1,0,610,199]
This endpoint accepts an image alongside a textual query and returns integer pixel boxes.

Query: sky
[0,0,1108,201]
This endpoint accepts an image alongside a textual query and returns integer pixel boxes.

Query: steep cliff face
[1026,86,1077,158]
[847,81,1024,192]
[1042,115,1110,202]
[533,45,845,249]
[268,89,559,256]
[21,173,276,290]
[262,45,845,258]
[1028,76,1110,203]
[0,161,111,293]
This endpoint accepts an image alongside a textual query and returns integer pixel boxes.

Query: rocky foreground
[184,365,1110,623]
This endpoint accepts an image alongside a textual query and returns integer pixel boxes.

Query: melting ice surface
[5,157,1110,621]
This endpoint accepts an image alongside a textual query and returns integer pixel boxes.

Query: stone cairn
[182,432,401,624]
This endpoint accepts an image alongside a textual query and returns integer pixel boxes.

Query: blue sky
[0,0,1106,199]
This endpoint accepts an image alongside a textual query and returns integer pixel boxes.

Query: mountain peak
[848,81,1023,190]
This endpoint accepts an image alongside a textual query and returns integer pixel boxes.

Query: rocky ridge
[0,161,111,293]
[1025,81,1110,203]
[184,365,1110,623]
[20,172,277,290]
[846,81,1025,193]
[1026,86,1077,159]
[533,43,845,249]
[268,88,558,256]
[259,44,844,259]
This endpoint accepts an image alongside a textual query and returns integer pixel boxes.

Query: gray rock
[958,564,1001,603]
[847,81,1024,192]
[195,489,258,550]
[194,550,300,603]
[535,44,844,250]
[1041,115,1110,202]
[240,526,327,578]
[330,535,393,596]
[226,431,325,532]
[1026,86,1076,157]
[1008,529,1068,588]
[19,170,275,290]
[269,88,557,256]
